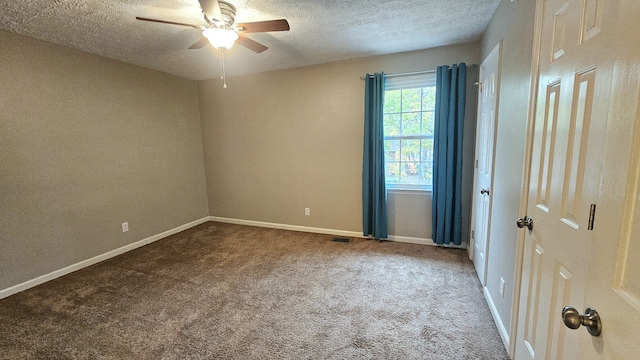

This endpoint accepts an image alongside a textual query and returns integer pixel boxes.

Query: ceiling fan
[136,0,290,54]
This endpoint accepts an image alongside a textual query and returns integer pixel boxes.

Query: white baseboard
[208,216,467,248]
[387,233,466,249]
[208,216,364,238]
[387,234,434,245]
[484,286,510,351]
[0,217,210,300]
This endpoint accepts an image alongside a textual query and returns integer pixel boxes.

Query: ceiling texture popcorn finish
[0,0,500,80]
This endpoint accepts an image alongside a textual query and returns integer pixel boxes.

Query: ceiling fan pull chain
[219,49,228,88]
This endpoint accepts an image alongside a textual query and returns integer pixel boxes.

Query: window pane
[401,112,421,136]
[401,88,422,112]
[384,114,401,136]
[400,140,420,161]
[401,161,421,184]
[385,140,400,161]
[419,162,433,185]
[384,89,401,113]
[401,139,420,162]
[422,111,434,136]
[422,86,436,110]
[385,162,400,183]
[421,139,434,162]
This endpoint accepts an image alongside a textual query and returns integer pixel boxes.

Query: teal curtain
[432,64,466,245]
[362,73,388,239]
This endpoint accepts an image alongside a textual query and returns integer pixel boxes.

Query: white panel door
[515,0,640,358]
[577,0,640,357]
[471,43,500,286]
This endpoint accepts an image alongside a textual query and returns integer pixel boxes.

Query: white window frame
[383,73,437,192]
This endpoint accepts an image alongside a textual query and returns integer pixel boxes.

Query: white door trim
[508,1,544,357]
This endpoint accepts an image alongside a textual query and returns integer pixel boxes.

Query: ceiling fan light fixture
[202,28,238,49]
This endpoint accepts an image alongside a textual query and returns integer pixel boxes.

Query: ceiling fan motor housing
[205,1,237,27]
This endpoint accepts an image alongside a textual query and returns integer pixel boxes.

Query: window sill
[387,187,432,196]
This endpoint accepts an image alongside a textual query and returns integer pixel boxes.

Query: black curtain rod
[359,64,477,80]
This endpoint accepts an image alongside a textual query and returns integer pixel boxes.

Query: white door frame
[507,1,545,357]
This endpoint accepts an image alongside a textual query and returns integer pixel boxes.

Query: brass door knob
[516,216,533,230]
[562,306,602,337]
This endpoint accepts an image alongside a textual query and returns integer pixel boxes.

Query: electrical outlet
[122,222,129,232]
[499,277,505,297]
[305,208,310,216]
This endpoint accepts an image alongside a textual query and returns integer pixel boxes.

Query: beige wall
[199,43,478,240]
[479,0,536,348]
[0,31,209,290]
[0,30,484,293]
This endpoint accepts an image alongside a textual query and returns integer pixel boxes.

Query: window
[383,73,436,190]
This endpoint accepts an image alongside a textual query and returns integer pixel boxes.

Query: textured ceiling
[0,0,501,80]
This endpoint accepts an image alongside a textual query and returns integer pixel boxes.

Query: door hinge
[471,230,475,240]
[475,159,478,169]
[588,204,596,231]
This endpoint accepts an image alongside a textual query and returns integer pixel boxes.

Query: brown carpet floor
[0,221,509,359]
